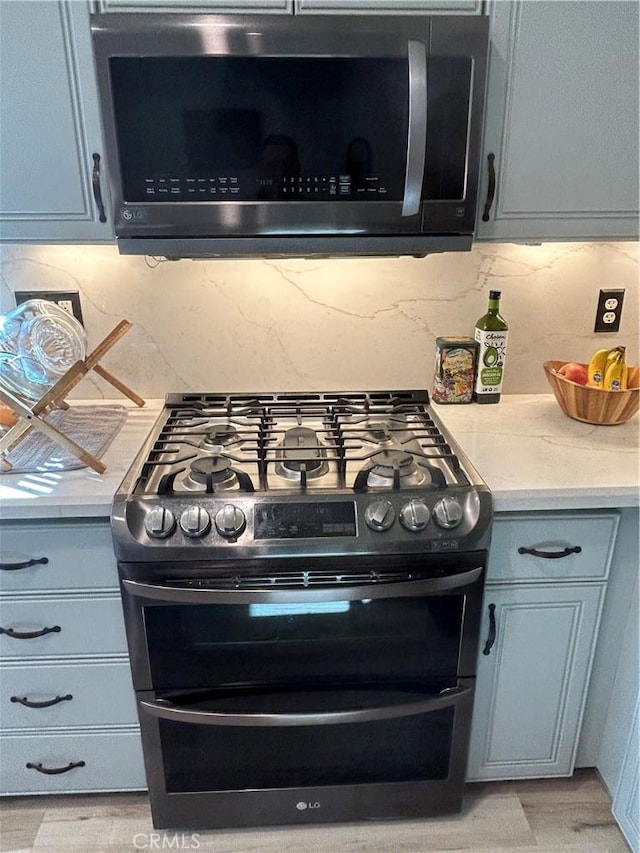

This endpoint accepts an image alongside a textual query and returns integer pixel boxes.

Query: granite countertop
[0,395,637,521]
[0,399,164,520]
[432,394,639,511]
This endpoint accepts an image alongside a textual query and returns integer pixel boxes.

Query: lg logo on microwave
[296,801,321,811]
[121,207,147,222]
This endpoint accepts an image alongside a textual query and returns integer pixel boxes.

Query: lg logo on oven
[296,801,321,811]
[121,207,147,222]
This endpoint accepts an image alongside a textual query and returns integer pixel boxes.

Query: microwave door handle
[121,567,483,605]
[401,40,427,217]
[139,687,471,728]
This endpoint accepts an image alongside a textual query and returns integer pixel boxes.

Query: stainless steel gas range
[111,390,492,830]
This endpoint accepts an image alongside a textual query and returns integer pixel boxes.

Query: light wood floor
[0,769,630,853]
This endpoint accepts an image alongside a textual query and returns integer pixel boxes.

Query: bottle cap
[489,290,501,299]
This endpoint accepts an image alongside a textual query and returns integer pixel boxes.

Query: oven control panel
[254,502,356,540]
[122,486,491,561]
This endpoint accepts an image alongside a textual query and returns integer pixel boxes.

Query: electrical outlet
[594,288,624,333]
[14,291,84,326]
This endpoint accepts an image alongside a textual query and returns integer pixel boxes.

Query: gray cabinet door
[0,1,111,242]
[296,1,482,13]
[476,0,639,242]
[467,583,605,780]
[94,1,293,10]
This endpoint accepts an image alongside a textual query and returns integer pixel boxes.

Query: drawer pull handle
[11,694,72,709]
[0,557,48,571]
[517,545,582,559]
[0,625,61,640]
[483,603,496,655]
[26,760,85,775]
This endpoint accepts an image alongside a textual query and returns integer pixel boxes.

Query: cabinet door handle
[481,152,496,222]
[517,545,582,559]
[0,625,61,640]
[482,603,496,655]
[0,557,48,571]
[11,694,72,709]
[26,760,85,775]
[92,152,107,223]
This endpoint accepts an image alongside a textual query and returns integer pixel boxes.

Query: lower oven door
[137,678,474,828]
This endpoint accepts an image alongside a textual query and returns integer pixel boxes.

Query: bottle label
[474,329,508,395]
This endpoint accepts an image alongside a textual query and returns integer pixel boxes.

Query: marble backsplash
[0,241,637,400]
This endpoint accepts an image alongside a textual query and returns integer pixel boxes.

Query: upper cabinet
[2,0,637,247]
[93,1,482,12]
[93,1,293,11]
[476,0,639,242]
[0,1,112,243]
[296,1,482,13]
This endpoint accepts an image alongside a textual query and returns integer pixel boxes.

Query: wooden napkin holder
[0,320,144,474]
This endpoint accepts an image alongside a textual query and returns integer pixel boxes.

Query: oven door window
[142,593,466,691]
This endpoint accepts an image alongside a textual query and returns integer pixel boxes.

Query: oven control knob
[144,506,176,539]
[364,499,395,532]
[179,505,211,539]
[215,504,246,539]
[399,499,430,532]
[433,497,464,529]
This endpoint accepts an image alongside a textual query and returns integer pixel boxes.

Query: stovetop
[112,391,492,561]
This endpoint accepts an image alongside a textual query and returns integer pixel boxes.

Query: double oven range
[111,390,492,830]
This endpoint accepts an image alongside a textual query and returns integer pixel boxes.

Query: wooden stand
[0,320,145,474]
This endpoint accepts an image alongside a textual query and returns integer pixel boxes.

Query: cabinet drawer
[0,520,117,592]
[2,659,137,729]
[487,512,619,583]
[0,595,127,659]
[0,730,146,794]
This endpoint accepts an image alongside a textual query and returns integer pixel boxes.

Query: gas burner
[366,448,425,488]
[364,422,394,444]
[186,456,237,490]
[275,426,329,481]
[201,424,242,451]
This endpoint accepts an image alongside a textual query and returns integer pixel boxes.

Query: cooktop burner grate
[134,390,471,497]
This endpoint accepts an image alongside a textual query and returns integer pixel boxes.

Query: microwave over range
[91,13,489,259]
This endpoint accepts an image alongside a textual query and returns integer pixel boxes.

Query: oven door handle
[121,567,483,605]
[139,687,471,728]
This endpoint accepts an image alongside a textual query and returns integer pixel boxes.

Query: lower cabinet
[467,583,605,779]
[613,700,640,853]
[595,527,640,853]
[0,730,145,795]
[468,510,619,781]
[0,517,145,795]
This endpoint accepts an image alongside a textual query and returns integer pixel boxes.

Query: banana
[603,346,628,391]
[587,348,611,387]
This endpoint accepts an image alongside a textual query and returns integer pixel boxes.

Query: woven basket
[543,361,640,425]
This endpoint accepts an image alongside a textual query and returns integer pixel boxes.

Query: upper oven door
[91,14,488,244]
[119,556,485,693]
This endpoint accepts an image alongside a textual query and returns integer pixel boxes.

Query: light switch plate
[594,289,624,333]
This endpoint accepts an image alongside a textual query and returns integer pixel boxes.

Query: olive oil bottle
[473,290,508,404]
